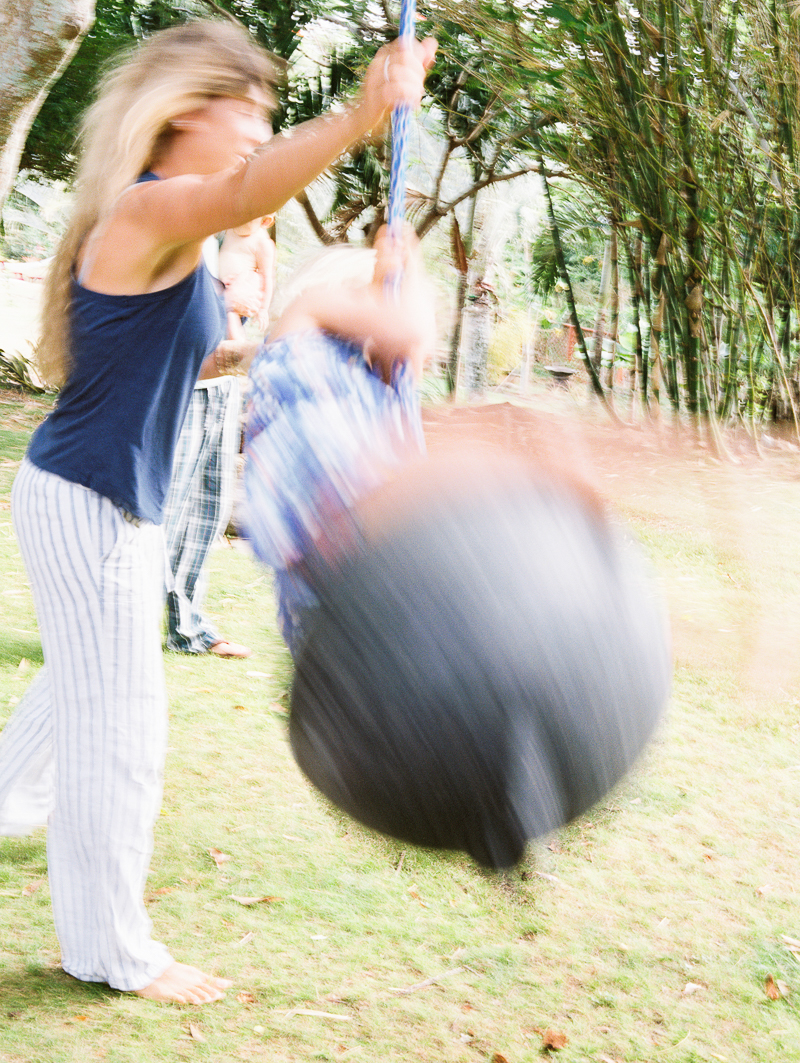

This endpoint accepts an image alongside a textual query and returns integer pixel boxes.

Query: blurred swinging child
[244,224,434,653]
[244,228,670,871]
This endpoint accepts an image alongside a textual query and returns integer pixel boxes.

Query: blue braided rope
[386,0,417,297]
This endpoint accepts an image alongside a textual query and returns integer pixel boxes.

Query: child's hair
[273,245,377,318]
[39,19,278,387]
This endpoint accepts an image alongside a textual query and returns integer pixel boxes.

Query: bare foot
[209,640,252,659]
[133,962,232,1004]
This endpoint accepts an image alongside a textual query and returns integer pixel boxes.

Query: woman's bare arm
[126,39,435,244]
[271,285,434,381]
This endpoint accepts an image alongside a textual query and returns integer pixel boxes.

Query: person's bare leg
[133,962,233,1004]
[227,310,246,341]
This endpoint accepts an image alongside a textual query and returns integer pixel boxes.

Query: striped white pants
[0,459,172,990]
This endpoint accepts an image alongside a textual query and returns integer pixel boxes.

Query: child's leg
[226,310,246,341]
[164,380,241,653]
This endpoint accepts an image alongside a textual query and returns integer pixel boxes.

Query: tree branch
[294,189,337,245]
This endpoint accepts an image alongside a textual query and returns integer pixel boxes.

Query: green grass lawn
[0,387,799,1063]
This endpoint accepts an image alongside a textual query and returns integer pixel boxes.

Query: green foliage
[20,0,339,181]
[0,174,71,258]
[528,186,606,299]
[416,0,800,421]
[0,348,52,394]
[20,0,800,419]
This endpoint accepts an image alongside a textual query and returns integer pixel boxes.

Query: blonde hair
[39,19,278,386]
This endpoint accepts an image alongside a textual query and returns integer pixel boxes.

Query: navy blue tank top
[28,177,226,524]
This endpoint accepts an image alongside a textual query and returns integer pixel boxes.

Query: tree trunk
[603,226,619,390]
[446,196,478,396]
[0,0,94,208]
[461,290,491,396]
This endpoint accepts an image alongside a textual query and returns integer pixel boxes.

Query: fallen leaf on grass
[269,702,286,714]
[764,974,787,1000]
[407,883,428,907]
[682,982,704,995]
[284,1008,352,1022]
[389,968,464,995]
[491,1053,510,1062]
[781,935,800,955]
[236,991,256,1004]
[233,704,248,712]
[187,1023,206,1042]
[145,886,176,902]
[534,1028,568,1051]
[21,879,44,897]
[234,931,255,947]
[229,895,281,906]
[17,658,30,672]
[208,848,232,867]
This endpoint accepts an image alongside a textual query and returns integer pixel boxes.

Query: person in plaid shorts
[162,238,256,659]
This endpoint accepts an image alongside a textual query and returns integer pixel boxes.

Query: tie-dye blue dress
[244,329,424,653]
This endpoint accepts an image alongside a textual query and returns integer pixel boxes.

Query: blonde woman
[0,19,435,1004]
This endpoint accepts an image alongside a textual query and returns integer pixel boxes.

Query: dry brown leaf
[407,883,428,907]
[491,1054,510,1063]
[208,848,232,867]
[765,974,782,1000]
[284,1008,352,1022]
[236,991,256,1004]
[229,895,281,906]
[781,935,800,955]
[538,1028,568,1050]
[188,1023,206,1042]
[233,704,248,712]
[21,879,43,897]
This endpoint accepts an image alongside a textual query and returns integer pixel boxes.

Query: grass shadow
[0,834,47,865]
[0,965,116,1013]
[0,633,43,667]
